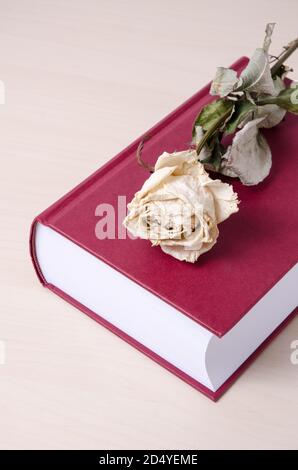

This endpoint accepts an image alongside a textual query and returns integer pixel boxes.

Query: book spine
[30,217,48,286]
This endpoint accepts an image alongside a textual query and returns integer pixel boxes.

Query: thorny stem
[271,38,298,77]
[136,135,154,173]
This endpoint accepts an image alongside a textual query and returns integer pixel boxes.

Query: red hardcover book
[30,57,298,400]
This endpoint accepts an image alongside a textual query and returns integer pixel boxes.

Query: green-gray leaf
[274,85,298,114]
[224,100,256,134]
[192,99,234,135]
[200,135,225,172]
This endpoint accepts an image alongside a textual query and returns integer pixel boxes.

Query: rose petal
[134,166,176,199]
[154,150,198,175]
[202,178,240,223]
[160,222,219,263]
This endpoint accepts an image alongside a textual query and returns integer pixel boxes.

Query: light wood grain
[0,0,297,450]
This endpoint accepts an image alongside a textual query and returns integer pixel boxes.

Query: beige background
[0,0,297,450]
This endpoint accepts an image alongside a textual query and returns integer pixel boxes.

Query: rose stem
[136,136,154,173]
[195,107,232,157]
[271,38,298,77]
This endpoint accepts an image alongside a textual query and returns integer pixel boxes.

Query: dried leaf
[255,104,286,128]
[274,85,298,114]
[238,48,276,95]
[200,134,225,172]
[193,99,234,133]
[263,23,276,52]
[221,117,272,185]
[255,76,287,127]
[210,23,277,99]
[224,100,256,134]
[210,67,238,97]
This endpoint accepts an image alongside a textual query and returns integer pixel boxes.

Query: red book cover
[30,57,298,400]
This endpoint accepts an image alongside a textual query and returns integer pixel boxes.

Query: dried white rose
[123,150,239,263]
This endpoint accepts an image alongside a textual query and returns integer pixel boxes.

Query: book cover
[30,57,298,400]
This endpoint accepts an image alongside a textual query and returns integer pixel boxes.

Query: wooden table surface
[0,0,297,450]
